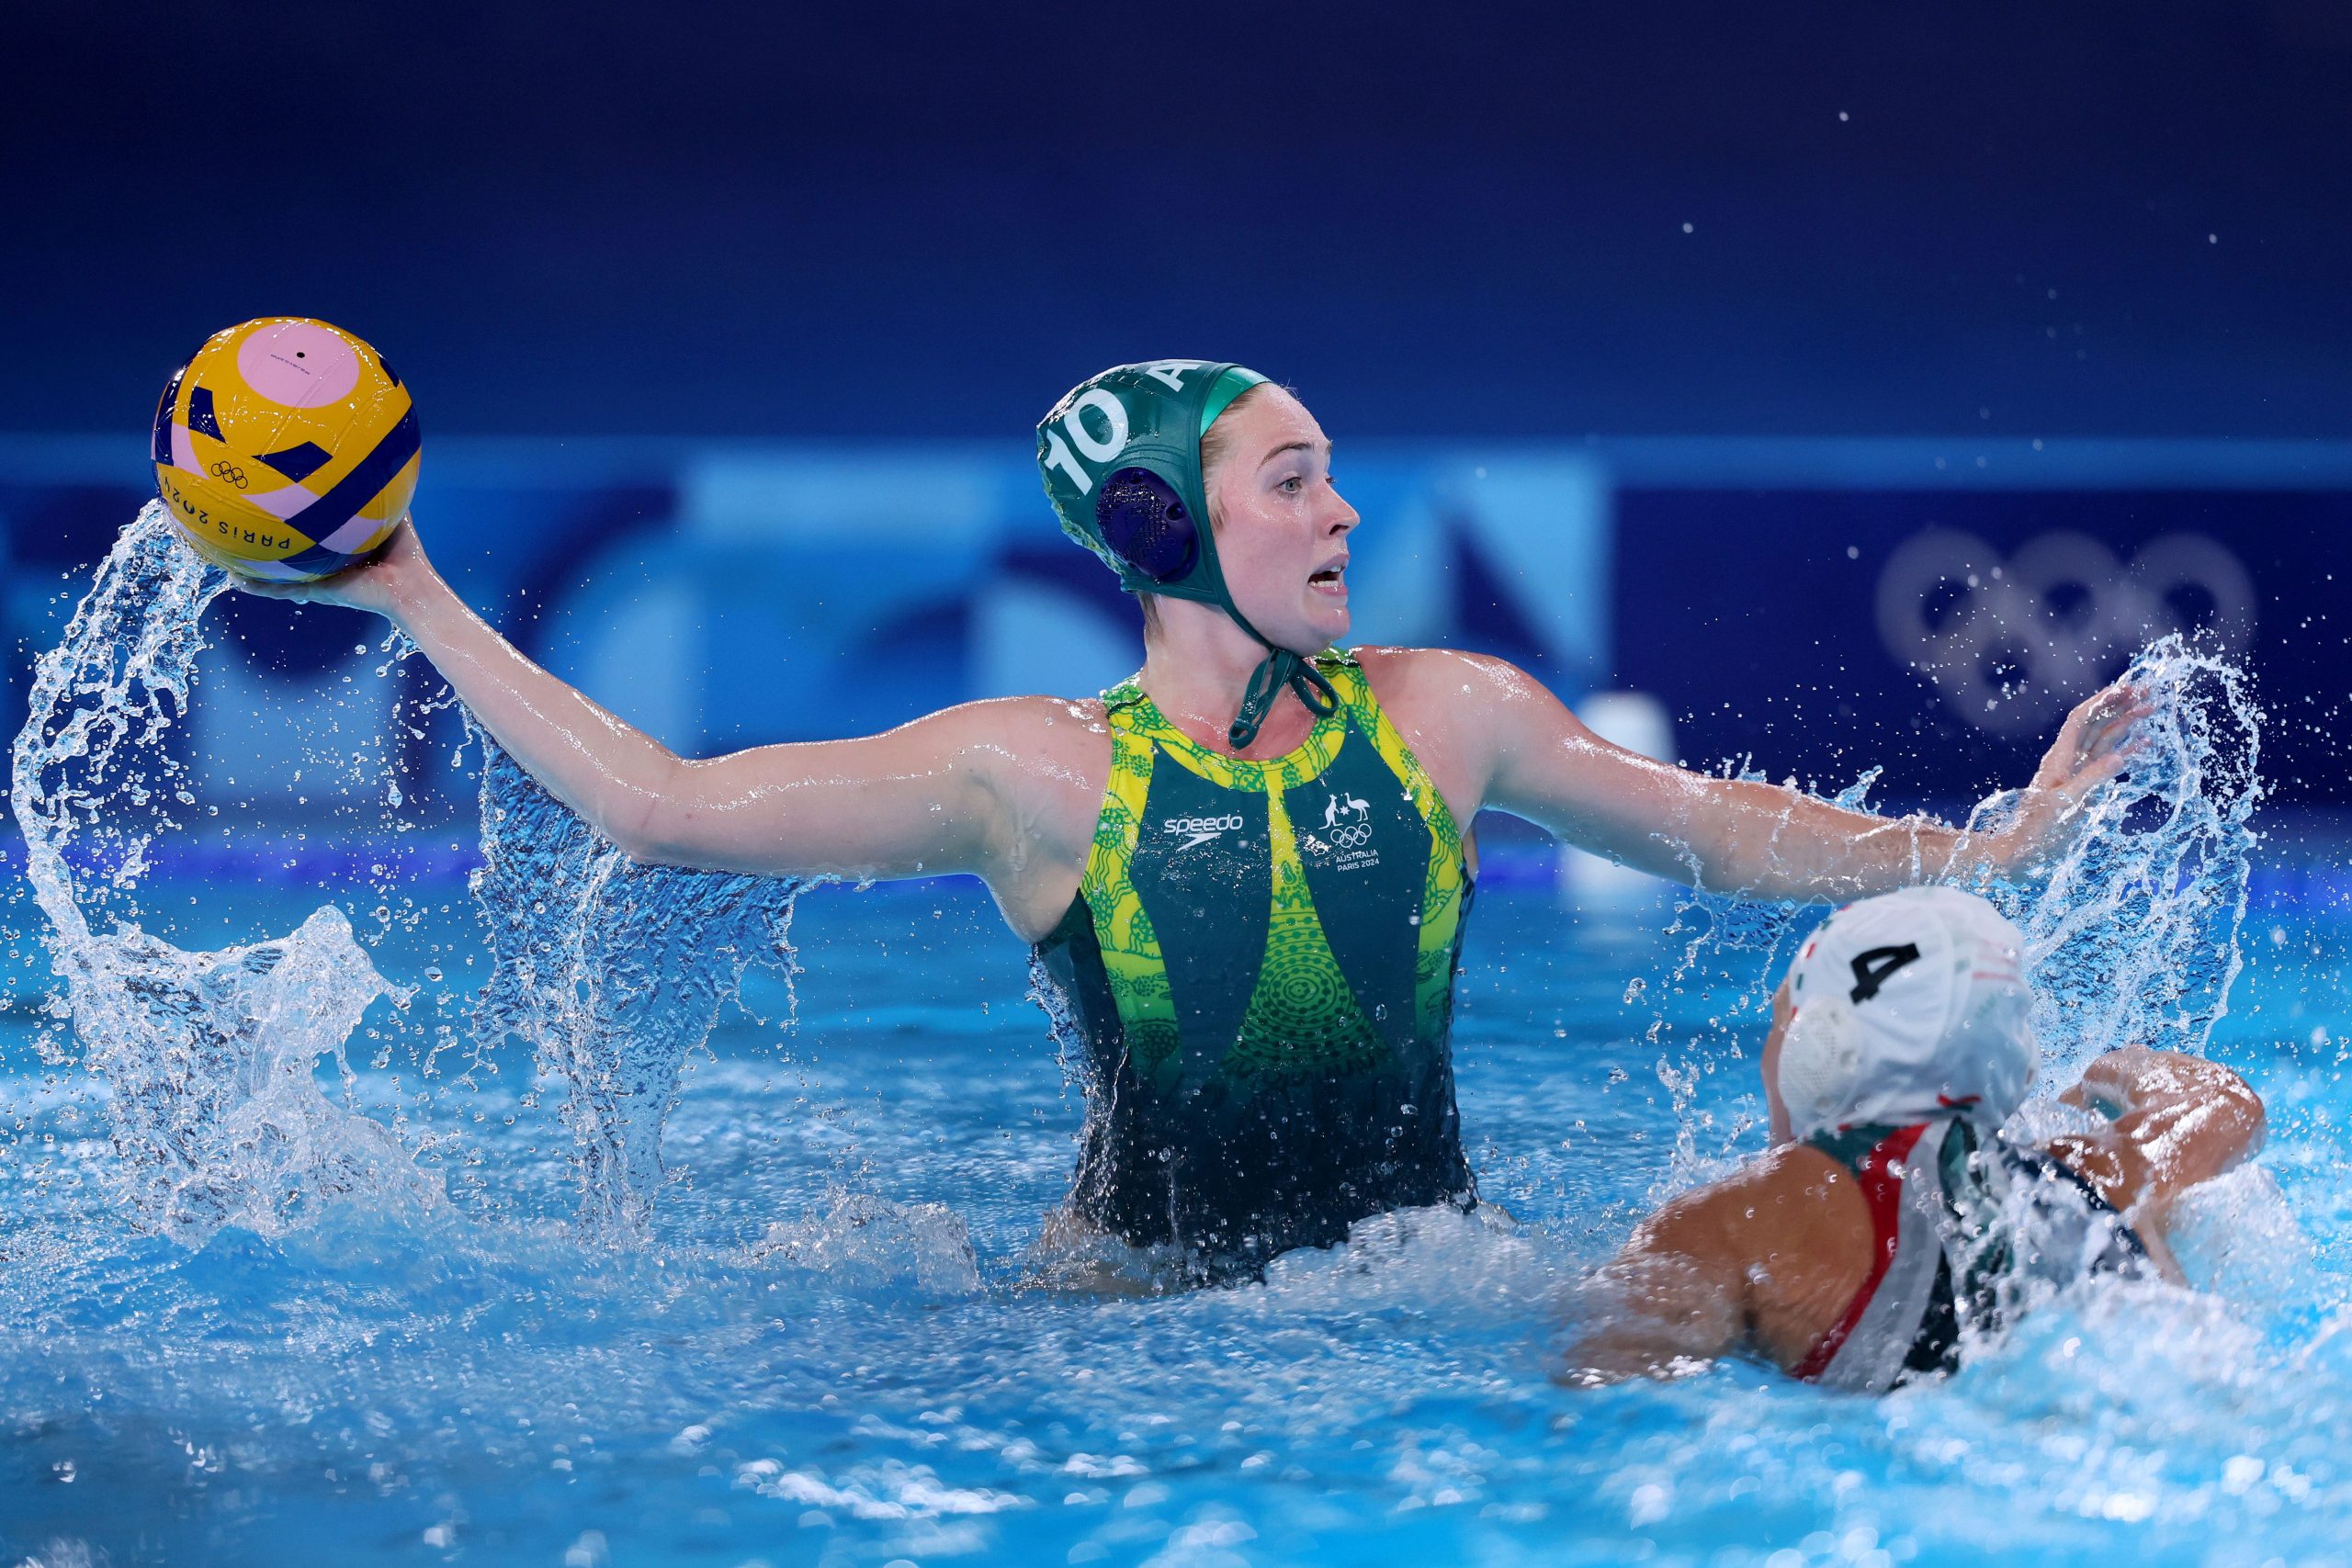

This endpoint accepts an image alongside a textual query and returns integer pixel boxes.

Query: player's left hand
[1988,682,2151,876]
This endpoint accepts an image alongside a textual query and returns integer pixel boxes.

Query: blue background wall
[4,4,2346,827]
[3,436,2340,825]
[7,2,2351,439]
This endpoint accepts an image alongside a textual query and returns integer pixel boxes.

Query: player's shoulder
[1349,644,1540,694]
[940,692,1111,750]
[919,694,1114,836]
[1753,1140,1860,1197]
[1654,1144,1848,1230]
[1346,647,1561,750]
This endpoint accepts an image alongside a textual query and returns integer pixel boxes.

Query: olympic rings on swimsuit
[1873,529,2256,735]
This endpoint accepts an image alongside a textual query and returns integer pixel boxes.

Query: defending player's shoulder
[1651,1142,1857,1246]
[1352,646,1578,732]
[964,690,1110,743]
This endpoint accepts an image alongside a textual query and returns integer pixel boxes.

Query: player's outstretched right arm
[240,520,1098,908]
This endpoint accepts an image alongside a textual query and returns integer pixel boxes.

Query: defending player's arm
[1408,649,2143,901]
[2044,1046,2267,1279]
[243,521,1054,885]
[1563,1143,1884,1387]
[1560,1182,1751,1385]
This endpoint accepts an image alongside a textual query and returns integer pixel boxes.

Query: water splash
[12,504,843,1248]
[8,504,437,1245]
[1976,636,2261,1076]
[465,740,810,1239]
[1645,639,2260,1179]
[1645,770,1883,1183]
[751,1190,980,1296]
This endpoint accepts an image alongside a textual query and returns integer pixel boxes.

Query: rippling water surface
[2,512,2347,1567]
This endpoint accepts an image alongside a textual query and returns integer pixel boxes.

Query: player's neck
[1136,599,1317,758]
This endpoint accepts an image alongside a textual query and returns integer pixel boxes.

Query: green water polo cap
[1036,360,1335,747]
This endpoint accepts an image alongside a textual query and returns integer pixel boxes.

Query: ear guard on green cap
[1037,360,1338,748]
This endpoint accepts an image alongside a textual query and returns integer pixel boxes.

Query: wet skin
[1563,982,2267,1386]
[243,384,2150,947]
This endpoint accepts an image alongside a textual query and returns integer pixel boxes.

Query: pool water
[2,867,2348,1568]
[4,511,2346,1567]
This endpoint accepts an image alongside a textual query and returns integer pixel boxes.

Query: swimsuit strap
[1099,654,1357,795]
[1792,1119,1975,1391]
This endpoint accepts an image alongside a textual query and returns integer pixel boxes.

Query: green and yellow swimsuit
[1032,652,1477,1273]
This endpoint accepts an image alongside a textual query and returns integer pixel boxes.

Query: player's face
[1204,388,1359,653]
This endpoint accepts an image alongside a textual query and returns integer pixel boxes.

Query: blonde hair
[1196,379,1272,490]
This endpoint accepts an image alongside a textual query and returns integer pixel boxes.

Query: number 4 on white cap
[1848,942,1921,1004]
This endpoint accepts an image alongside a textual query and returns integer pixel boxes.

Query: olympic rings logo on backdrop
[1874,530,2257,736]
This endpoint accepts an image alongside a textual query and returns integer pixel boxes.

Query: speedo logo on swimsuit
[1162,813,1245,852]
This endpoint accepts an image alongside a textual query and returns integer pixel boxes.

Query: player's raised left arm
[1412,650,2143,901]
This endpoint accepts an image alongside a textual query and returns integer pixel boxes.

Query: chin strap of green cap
[1226,639,1338,748]
[1036,360,1337,749]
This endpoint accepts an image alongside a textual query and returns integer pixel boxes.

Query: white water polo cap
[1778,886,2037,1140]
